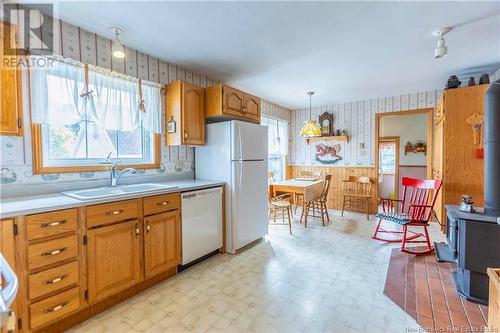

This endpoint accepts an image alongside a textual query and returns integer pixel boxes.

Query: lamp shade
[300,120,321,137]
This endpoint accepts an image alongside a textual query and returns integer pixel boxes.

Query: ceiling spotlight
[110,27,125,59]
[433,27,452,59]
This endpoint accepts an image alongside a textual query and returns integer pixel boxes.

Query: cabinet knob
[146,223,151,232]
[135,223,140,237]
[184,130,188,139]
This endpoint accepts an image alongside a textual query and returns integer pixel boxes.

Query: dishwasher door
[181,187,223,265]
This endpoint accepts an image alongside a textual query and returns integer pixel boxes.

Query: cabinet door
[243,93,260,122]
[182,82,205,145]
[87,220,142,304]
[144,210,180,278]
[432,119,445,227]
[0,22,23,136]
[222,86,244,117]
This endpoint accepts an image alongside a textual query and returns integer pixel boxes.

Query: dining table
[270,178,325,227]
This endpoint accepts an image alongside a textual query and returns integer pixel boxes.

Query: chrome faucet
[110,161,137,187]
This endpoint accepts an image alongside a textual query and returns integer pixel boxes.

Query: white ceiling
[52,1,500,109]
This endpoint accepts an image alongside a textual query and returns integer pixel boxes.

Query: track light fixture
[433,27,452,59]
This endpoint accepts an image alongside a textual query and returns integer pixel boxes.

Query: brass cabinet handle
[44,302,68,313]
[135,223,140,237]
[105,209,123,216]
[146,223,151,233]
[184,130,188,139]
[42,274,68,285]
[157,201,169,206]
[41,247,66,257]
[41,220,66,228]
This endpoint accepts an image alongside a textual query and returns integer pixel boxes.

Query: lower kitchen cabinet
[144,210,181,278]
[87,220,142,304]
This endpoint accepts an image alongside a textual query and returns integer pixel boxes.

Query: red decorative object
[373,177,443,255]
[475,148,484,159]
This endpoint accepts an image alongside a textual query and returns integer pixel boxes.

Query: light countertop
[0,179,224,219]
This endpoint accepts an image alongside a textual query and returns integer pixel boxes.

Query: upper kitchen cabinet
[0,22,23,136]
[206,84,261,123]
[165,80,205,146]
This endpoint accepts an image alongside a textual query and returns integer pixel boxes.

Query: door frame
[378,136,400,199]
[374,108,433,199]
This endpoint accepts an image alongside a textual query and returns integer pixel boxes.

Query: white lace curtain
[262,116,288,155]
[30,58,161,133]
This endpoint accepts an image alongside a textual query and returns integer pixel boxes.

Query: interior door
[182,82,205,145]
[144,210,181,278]
[231,160,268,251]
[87,220,142,304]
[231,121,268,161]
[243,93,260,122]
[222,86,244,117]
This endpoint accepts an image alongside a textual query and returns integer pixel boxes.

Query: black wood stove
[435,80,500,305]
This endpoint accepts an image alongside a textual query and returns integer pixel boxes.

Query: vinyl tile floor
[69,210,445,333]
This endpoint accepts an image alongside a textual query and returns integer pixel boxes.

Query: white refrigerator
[195,120,268,254]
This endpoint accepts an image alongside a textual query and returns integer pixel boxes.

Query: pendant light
[300,91,322,137]
[110,27,125,59]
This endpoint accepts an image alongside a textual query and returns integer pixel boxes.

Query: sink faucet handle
[112,160,123,168]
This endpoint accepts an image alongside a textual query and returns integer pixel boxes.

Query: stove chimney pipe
[484,79,500,215]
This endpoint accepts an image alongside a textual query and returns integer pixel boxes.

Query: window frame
[32,123,160,174]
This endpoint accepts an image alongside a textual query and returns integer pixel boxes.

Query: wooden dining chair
[303,174,332,226]
[294,170,321,214]
[340,176,373,220]
[268,186,293,234]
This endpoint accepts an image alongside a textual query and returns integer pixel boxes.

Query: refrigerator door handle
[238,161,243,191]
[238,125,243,160]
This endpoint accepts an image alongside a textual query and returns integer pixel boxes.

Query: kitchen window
[30,58,161,173]
[262,116,288,181]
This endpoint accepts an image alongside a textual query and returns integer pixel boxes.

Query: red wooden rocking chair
[372,177,443,255]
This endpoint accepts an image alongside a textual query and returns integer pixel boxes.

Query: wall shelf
[306,135,349,144]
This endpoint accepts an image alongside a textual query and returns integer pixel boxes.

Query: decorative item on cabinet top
[165,80,205,146]
[205,83,261,123]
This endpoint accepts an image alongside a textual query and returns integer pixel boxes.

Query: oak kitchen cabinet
[166,80,205,145]
[205,84,261,123]
[87,219,142,304]
[0,22,23,136]
[7,192,183,331]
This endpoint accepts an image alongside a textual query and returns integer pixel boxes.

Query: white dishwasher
[181,187,223,265]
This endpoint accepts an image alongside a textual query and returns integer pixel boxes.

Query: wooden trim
[374,108,433,200]
[287,164,375,169]
[399,165,427,168]
[378,136,400,199]
[31,123,161,174]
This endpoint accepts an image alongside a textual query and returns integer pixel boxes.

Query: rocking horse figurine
[315,143,342,164]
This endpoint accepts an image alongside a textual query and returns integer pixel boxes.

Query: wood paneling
[144,210,181,278]
[289,165,378,213]
[87,220,142,304]
[488,268,500,331]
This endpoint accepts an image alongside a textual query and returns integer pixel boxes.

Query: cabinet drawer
[86,199,139,228]
[28,261,79,300]
[143,193,180,216]
[27,235,78,271]
[26,209,78,241]
[29,287,80,329]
